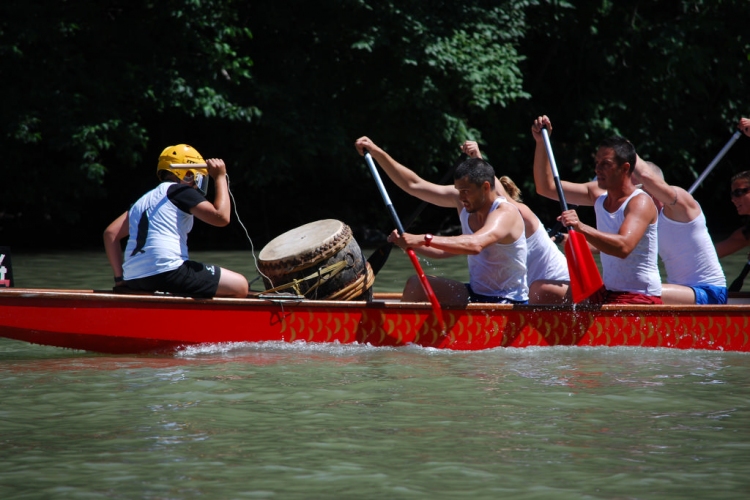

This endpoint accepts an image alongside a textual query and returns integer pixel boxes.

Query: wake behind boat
[1,287,749,354]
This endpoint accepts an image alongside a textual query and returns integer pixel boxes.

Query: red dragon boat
[1,288,749,354]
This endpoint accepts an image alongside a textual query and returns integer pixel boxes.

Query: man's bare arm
[355,136,458,209]
[634,156,700,223]
[531,115,601,206]
[560,195,656,258]
[715,227,750,258]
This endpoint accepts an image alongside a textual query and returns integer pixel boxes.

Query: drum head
[258,219,351,273]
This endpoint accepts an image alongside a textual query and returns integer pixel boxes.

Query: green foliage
[0,0,257,241]
[475,0,750,230]
[0,0,748,250]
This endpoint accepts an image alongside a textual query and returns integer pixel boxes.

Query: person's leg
[660,284,696,305]
[528,280,570,305]
[215,268,249,298]
[401,275,469,307]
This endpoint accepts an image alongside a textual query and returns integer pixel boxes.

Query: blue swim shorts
[465,284,528,305]
[691,285,728,305]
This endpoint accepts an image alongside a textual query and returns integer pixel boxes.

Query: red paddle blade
[564,230,604,303]
[405,248,445,331]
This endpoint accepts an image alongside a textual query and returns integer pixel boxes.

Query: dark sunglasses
[731,187,750,198]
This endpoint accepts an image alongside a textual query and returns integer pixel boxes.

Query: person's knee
[232,275,249,297]
[234,279,249,297]
[219,269,249,298]
[528,280,569,305]
[402,275,426,301]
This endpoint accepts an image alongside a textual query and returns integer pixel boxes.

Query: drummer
[103,144,249,298]
[355,136,528,307]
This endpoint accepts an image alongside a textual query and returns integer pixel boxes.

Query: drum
[257,219,374,301]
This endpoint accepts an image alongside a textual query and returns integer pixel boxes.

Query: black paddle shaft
[366,155,463,275]
[729,263,750,292]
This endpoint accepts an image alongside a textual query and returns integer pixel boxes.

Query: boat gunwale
[1,288,750,313]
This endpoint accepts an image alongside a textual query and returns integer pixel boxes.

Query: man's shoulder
[623,191,658,220]
[492,198,523,216]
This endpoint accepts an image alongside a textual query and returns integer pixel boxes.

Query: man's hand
[461,141,483,159]
[739,118,750,138]
[355,136,379,156]
[206,158,226,179]
[386,229,426,249]
[558,209,582,232]
[531,115,552,143]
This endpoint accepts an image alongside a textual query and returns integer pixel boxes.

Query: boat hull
[1,289,749,354]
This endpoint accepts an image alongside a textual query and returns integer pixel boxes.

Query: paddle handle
[363,151,444,324]
[541,127,604,303]
[541,128,571,216]
[364,154,407,235]
[688,130,742,195]
[367,157,461,276]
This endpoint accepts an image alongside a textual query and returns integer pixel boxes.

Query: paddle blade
[564,230,604,303]
[367,243,393,276]
[728,263,750,292]
[405,248,445,331]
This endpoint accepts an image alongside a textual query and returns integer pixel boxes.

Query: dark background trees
[1,0,748,251]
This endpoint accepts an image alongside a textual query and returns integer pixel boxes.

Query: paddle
[367,159,461,275]
[729,258,750,292]
[363,151,445,326]
[541,128,604,303]
[688,130,742,195]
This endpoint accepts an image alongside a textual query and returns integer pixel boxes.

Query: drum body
[257,220,373,301]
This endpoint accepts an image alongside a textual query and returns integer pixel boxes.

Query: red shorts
[587,286,663,305]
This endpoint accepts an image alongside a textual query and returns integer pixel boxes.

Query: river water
[2,249,750,499]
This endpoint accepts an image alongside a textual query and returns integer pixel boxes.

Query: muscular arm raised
[633,155,701,223]
[355,136,459,209]
[531,115,602,206]
[190,159,232,227]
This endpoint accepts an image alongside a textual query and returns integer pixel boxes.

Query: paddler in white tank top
[531,115,663,304]
[461,141,570,304]
[633,157,727,304]
[355,136,528,306]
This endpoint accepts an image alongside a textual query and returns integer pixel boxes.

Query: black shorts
[465,284,528,305]
[124,260,221,298]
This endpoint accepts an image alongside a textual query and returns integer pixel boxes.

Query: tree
[482,0,750,232]
[2,0,748,251]
[0,0,257,247]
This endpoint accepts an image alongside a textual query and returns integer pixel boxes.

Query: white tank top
[459,198,528,301]
[525,222,569,284]
[658,210,726,287]
[594,190,661,295]
[123,182,193,280]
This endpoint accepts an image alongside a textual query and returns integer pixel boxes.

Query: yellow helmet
[156,144,209,194]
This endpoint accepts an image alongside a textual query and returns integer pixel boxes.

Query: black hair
[453,158,495,187]
[598,136,637,173]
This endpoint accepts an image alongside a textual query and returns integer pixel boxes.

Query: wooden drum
[257,219,374,301]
